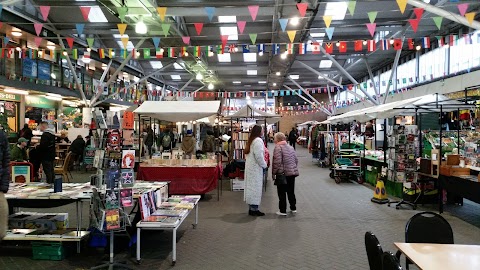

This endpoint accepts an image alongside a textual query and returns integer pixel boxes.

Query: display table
[438,174,480,213]
[395,242,480,270]
[137,165,220,195]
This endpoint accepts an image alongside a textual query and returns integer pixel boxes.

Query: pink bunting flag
[414,7,424,19]
[34,23,43,36]
[34,37,42,47]
[457,3,469,17]
[39,6,50,21]
[237,21,246,34]
[366,23,376,37]
[80,6,91,21]
[408,19,420,33]
[66,37,74,48]
[221,35,228,47]
[193,23,203,35]
[248,5,259,21]
[296,3,308,17]
[182,36,190,44]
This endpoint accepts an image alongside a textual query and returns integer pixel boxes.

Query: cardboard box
[446,154,460,165]
[440,165,470,176]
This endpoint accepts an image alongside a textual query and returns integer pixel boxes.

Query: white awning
[225,104,281,124]
[133,101,220,122]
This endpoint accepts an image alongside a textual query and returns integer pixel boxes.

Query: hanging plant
[0,113,12,133]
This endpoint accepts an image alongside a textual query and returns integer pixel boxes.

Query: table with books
[137,158,221,195]
[136,194,200,266]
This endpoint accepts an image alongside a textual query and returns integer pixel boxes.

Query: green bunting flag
[143,48,151,59]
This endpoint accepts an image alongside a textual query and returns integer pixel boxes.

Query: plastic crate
[32,242,65,261]
[335,158,353,166]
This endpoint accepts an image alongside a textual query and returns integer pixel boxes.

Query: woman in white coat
[244,125,268,216]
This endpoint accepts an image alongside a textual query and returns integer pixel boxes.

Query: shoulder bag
[274,146,287,185]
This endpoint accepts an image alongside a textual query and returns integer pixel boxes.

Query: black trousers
[277,176,297,213]
[289,140,296,150]
[42,160,55,184]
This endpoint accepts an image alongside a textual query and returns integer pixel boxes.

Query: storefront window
[25,95,58,131]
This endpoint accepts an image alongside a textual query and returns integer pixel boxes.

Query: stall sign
[25,95,57,109]
[0,92,21,102]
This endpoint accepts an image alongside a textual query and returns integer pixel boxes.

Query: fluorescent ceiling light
[150,61,163,69]
[171,75,181,80]
[289,75,299,80]
[220,26,238,41]
[47,93,62,98]
[318,74,329,79]
[88,6,108,23]
[243,53,257,62]
[310,33,326,38]
[247,70,257,75]
[44,95,62,101]
[113,34,128,39]
[319,60,333,68]
[233,81,241,84]
[259,81,267,84]
[218,16,236,23]
[173,63,183,69]
[324,2,348,20]
[217,53,231,62]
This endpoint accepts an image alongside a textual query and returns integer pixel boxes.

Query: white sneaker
[276,211,287,216]
[291,210,297,213]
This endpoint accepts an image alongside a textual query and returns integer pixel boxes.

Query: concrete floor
[1,146,480,269]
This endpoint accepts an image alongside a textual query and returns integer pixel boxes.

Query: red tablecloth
[136,165,220,195]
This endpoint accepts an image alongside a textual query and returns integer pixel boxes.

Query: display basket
[335,158,354,166]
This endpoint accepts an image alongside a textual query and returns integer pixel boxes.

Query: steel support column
[383,36,405,104]
[178,77,194,93]
[364,57,379,96]
[90,59,113,106]
[104,38,147,87]
[283,85,316,106]
[287,77,321,106]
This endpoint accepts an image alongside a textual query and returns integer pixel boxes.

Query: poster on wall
[123,111,134,129]
[37,61,51,80]
[12,165,31,183]
[22,58,38,78]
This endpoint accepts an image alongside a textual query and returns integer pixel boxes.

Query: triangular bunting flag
[221,35,228,47]
[396,0,407,14]
[194,23,204,35]
[323,15,332,28]
[366,23,376,37]
[296,3,308,17]
[66,37,74,49]
[80,6,91,21]
[34,37,42,47]
[76,24,85,36]
[408,19,420,33]
[367,11,378,23]
[279,18,288,32]
[249,33,257,44]
[152,37,160,49]
[325,27,334,40]
[432,17,443,30]
[457,3,468,17]
[117,23,127,35]
[347,1,356,16]
[248,5,259,21]
[157,7,167,21]
[39,6,50,21]
[237,21,246,34]
[86,38,94,48]
[121,37,129,49]
[117,7,128,22]
[182,36,190,44]
[287,31,296,43]
[205,7,216,21]
[162,23,171,37]
[414,8,424,19]
[465,12,476,25]
[34,23,43,36]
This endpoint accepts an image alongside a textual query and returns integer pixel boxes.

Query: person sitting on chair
[11,138,28,162]
[69,135,86,164]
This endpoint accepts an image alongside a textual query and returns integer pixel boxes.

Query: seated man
[69,135,86,164]
[11,137,28,162]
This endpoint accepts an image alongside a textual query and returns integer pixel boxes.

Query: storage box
[446,154,460,165]
[9,212,69,230]
[440,165,470,176]
[32,242,65,261]
[231,178,245,191]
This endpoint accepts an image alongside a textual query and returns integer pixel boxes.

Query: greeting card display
[105,168,120,189]
[122,111,134,129]
[106,111,121,129]
[121,150,135,169]
[105,209,120,230]
[106,189,119,209]
[120,188,133,207]
[123,130,134,146]
[107,129,121,151]
[120,169,134,187]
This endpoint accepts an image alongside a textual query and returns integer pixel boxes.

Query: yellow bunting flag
[396,0,408,14]
[465,12,476,26]
[323,15,332,28]
[157,7,167,22]
[287,30,296,43]
[117,24,127,36]
[121,37,129,49]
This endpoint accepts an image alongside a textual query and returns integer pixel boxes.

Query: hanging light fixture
[208,83,214,90]
[136,17,148,34]
[196,73,203,80]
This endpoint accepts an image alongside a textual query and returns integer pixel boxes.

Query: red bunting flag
[354,40,363,51]
[393,39,403,50]
[408,38,414,50]
[296,3,308,17]
[414,8,424,19]
[248,5,259,21]
[39,6,51,21]
[194,23,203,35]
[367,40,376,52]
[324,42,333,54]
[66,37,74,49]
[338,41,347,53]
[80,7,91,21]
[408,19,420,33]
[311,42,321,54]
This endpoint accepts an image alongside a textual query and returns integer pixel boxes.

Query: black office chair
[397,211,454,269]
[365,231,384,270]
[382,252,402,270]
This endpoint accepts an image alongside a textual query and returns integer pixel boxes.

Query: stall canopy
[298,120,320,127]
[133,101,220,122]
[225,104,281,124]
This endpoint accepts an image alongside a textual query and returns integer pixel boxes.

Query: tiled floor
[1,146,480,269]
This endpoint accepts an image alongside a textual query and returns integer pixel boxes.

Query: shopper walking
[145,127,154,157]
[244,125,268,216]
[37,121,56,184]
[182,130,196,158]
[272,132,299,216]
[0,129,10,241]
[288,127,298,150]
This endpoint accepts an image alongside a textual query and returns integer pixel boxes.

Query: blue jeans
[249,204,259,211]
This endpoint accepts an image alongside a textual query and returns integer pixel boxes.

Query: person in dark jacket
[11,137,28,162]
[0,129,11,240]
[202,130,215,153]
[288,128,298,150]
[19,124,33,146]
[272,132,299,216]
[69,135,86,163]
[37,121,56,184]
[145,127,154,156]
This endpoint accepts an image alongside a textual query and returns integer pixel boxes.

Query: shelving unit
[232,131,249,160]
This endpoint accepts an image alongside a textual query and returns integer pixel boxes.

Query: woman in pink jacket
[272,132,299,216]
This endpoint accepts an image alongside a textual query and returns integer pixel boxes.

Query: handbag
[274,146,288,185]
